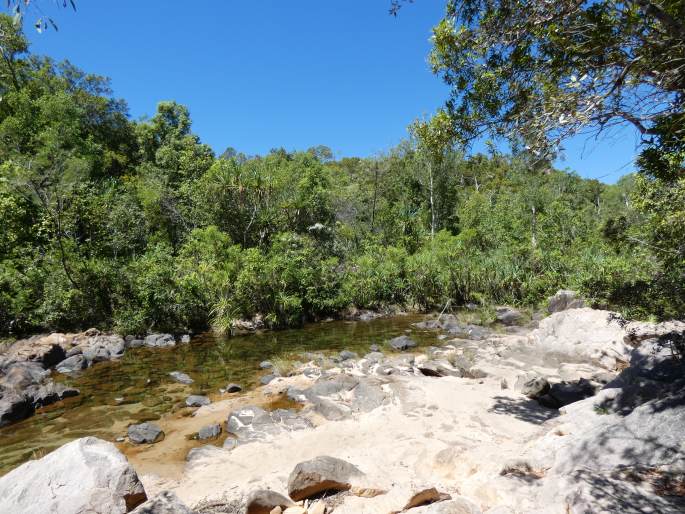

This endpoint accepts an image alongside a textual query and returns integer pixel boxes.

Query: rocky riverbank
[1,293,684,513]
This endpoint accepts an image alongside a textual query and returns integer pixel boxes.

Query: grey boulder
[56,354,87,374]
[495,306,523,326]
[339,350,358,361]
[0,392,33,427]
[82,335,126,364]
[130,491,192,514]
[388,335,417,351]
[128,422,165,444]
[0,436,147,514]
[144,334,176,348]
[287,455,365,501]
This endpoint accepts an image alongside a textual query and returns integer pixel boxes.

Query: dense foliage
[0,16,678,336]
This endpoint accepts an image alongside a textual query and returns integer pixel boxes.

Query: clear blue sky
[20,0,637,183]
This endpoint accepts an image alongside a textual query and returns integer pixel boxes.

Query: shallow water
[0,314,437,475]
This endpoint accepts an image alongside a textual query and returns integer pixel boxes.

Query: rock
[144,334,176,348]
[186,444,225,463]
[130,491,192,514]
[531,308,632,370]
[197,423,222,440]
[364,351,385,363]
[370,344,380,352]
[29,382,79,408]
[128,339,144,349]
[495,306,523,326]
[409,497,482,514]
[169,371,194,384]
[226,383,242,393]
[541,379,597,408]
[418,360,462,378]
[0,392,33,427]
[548,289,584,313]
[82,335,126,363]
[185,395,210,407]
[516,373,550,398]
[128,422,164,444]
[339,350,358,361]
[245,489,296,514]
[403,487,449,509]
[55,354,87,373]
[388,335,417,351]
[0,361,49,389]
[261,374,276,385]
[180,334,191,344]
[260,360,274,369]
[308,501,326,514]
[3,333,68,368]
[227,405,312,444]
[287,455,364,501]
[0,436,147,514]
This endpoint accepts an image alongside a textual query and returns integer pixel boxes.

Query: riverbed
[0,314,437,475]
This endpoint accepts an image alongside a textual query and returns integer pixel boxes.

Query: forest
[0,12,682,338]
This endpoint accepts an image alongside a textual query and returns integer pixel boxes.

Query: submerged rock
[388,335,417,351]
[168,371,194,384]
[128,422,164,444]
[0,437,147,514]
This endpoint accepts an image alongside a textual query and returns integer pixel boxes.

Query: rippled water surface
[0,314,437,475]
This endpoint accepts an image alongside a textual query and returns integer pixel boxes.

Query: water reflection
[0,314,434,475]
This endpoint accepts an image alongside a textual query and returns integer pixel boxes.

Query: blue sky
[20,1,637,183]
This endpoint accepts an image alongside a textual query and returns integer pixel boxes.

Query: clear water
[0,314,437,475]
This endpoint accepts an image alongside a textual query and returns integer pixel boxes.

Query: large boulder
[548,290,584,313]
[287,455,364,501]
[530,308,632,370]
[0,437,147,514]
[226,405,311,444]
[3,333,68,368]
[56,354,88,374]
[130,491,192,514]
[27,381,80,409]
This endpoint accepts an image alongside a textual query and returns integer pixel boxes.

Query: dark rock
[339,350,358,361]
[130,490,192,514]
[168,371,193,385]
[128,422,164,444]
[541,379,598,408]
[56,354,87,374]
[197,423,222,440]
[0,393,33,428]
[388,335,417,351]
[225,383,242,393]
[495,307,523,326]
[185,395,210,407]
[287,455,364,501]
[245,489,296,514]
[29,382,79,409]
[82,335,125,364]
[143,334,176,348]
